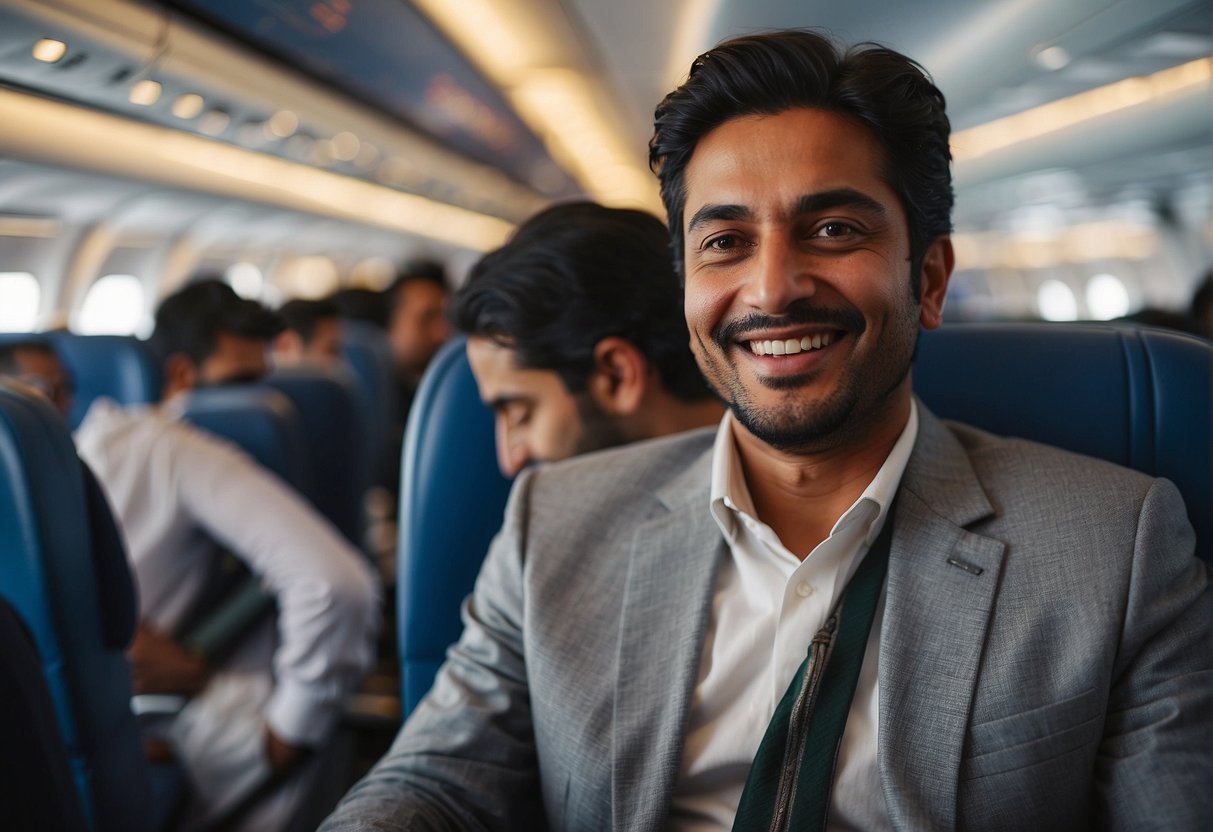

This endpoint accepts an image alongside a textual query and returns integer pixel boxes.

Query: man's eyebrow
[485,394,529,411]
[792,188,887,218]
[686,203,752,235]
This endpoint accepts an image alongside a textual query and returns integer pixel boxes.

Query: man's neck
[731,397,910,558]
[636,395,726,442]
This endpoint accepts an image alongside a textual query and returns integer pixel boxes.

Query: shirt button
[795,581,814,598]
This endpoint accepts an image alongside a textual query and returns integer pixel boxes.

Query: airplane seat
[46,333,162,429]
[397,337,513,715]
[0,379,156,831]
[263,366,372,547]
[914,322,1212,562]
[342,321,400,472]
[180,386,311,490]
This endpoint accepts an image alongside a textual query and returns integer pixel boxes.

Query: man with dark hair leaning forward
[455,200,723,476]
[322,30,1211,831]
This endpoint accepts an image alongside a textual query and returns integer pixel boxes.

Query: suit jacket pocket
[963,687,1103,779]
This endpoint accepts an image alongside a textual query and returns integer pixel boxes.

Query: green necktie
[731,502,897,832]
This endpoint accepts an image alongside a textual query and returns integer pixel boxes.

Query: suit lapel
[878,406,1006,831]
[611,448,723,832]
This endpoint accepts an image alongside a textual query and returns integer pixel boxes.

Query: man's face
[390,281,451,380]
[303,317,344,365]
[13,348,73,417]
[197,331,270,387]
[466,336,625,477]
[681,107,948,454]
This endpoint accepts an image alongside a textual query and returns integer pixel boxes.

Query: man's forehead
[681,108,894,228]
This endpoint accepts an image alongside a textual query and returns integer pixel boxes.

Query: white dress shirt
[75,402,378,819]
[668,403,919,831]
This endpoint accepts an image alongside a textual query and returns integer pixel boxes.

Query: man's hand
[127,623,208,695]
[265,728,310,776]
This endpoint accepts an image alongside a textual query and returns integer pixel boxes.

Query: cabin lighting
[198,109,231,135]
[171,94,205,120]
[32,39,68,64]
[129,79,162,106]
[1033,46,1070,71]
[953,57,1212,162]
[0,87,513,250]
[331,131,361,161]
[267,110,299,139]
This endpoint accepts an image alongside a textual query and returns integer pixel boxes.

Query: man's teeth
[748,332,835,356]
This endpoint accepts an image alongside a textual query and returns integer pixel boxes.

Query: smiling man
[323,30,1210,832]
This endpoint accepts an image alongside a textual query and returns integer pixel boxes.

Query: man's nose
[739,236,816,313]
[495,421,529,478]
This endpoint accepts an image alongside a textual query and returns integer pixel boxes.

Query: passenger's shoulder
[527,427,715,500]
[946,419,1154,487]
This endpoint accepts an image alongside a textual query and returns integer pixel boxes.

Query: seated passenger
[74,279,379,831]
[0,339,74,417]
[388,259,452,411]
[273,297,345,367]
[454,201,724,475]
[322,31,1210,830]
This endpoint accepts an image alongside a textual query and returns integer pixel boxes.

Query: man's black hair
[0,339,56,375]
[148,279,282,367]
[650,29,954,293]
[332,288,391,330]
[453,201,713,402]
[390,258,450,297]
[278,298,340,344]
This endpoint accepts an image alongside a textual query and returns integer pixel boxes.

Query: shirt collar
[709,401,920,547]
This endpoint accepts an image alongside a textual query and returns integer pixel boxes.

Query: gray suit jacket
[324,405,1212,831]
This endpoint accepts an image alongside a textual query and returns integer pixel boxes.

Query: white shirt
[668,403,919,831]
[75,397,379,747]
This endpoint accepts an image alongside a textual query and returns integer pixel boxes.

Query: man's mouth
[748,331,836,356]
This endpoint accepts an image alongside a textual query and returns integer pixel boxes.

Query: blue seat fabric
[396,325,1213,715]
[0,380,154,831]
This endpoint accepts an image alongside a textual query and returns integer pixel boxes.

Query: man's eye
[814,222,857,238]
[706,235,737,251]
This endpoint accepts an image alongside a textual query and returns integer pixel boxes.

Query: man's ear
[161,353,197,397]
[586,337,649,416]
[918,236,954,330]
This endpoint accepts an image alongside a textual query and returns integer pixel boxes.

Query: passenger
[455,201,724,476]
[0,339,73,417]
[273,297,345,366]
[387,259,452,410]
[322,30,1211,831]
[332,286,391,331]
[74,279,379,830]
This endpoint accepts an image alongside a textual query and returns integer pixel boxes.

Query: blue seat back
[47,334,161,429]
[0,332,160,429]
[342,321,400,471]
[0,380,153,831]
[180,386,311,489]
[396,326,1213,715]
[263,368,371,545]
[914,323,1212,562]
[398,338,512,715]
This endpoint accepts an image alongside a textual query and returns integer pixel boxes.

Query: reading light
[129,79,162,106]
[171,94,205,120]
[32,39,67,63]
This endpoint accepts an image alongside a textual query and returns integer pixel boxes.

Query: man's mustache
[712,303,866,350]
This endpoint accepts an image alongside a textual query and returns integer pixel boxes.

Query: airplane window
[0,272,39,332]
[1037,279,1079,322]
[75,273,146,335]
[1086,273,1132,320]
[226,261,265,299]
